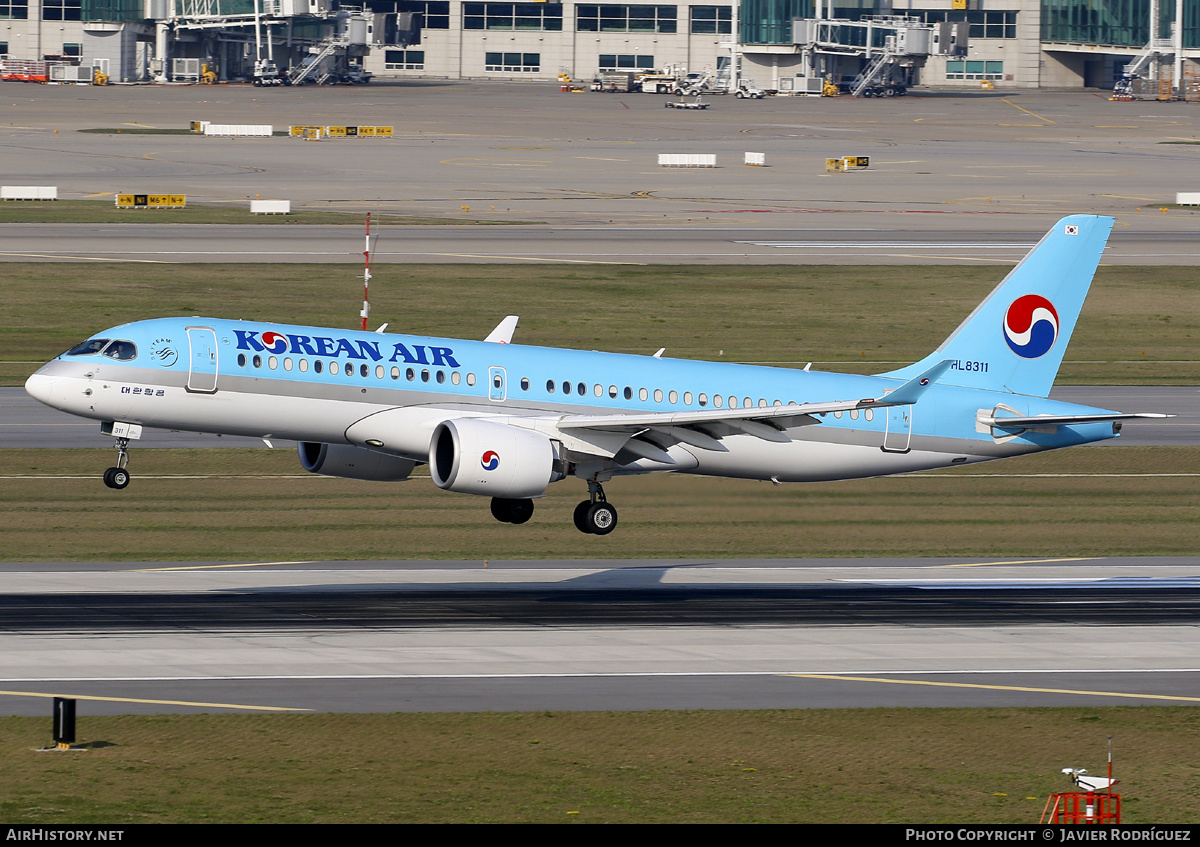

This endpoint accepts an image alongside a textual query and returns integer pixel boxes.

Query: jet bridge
[791,15,966,97]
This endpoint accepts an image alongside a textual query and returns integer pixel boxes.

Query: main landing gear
[573,478,617,536]
[102,437,131,490]
[488,479,619,535]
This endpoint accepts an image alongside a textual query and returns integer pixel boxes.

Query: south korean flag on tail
[1065,224,1080,235]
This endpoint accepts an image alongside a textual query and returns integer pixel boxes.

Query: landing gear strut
[573,478,617,535]
[103,437,131,490]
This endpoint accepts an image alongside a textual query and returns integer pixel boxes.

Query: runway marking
[934,557,1099,569]
[82,192,112,198]
[1001,99,1055,123]
[427,253,644,265]
[0,688,308,711]
[129,560,315,572]
[0,253,175,264]
[783,674,1200,703]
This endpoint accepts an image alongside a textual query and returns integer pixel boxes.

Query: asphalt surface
[1,557,1198,715]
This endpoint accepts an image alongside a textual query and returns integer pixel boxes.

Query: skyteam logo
[481,451,500,471]
[1003,294,1060,359]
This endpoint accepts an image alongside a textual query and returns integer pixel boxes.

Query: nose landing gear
[103,437,131,490]
[573,478,617,535]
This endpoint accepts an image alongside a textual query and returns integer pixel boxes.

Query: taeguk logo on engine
[481,451,500,471]
[1003,294,1059,359]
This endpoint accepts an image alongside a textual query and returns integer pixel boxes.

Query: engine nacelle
[430,418,563,498]
[298,442,417,481]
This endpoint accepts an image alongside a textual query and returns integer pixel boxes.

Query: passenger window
[284,357,293,371]
[850,409,859,420]
[451,372,461,385]
[466,373,476,386]
[237,353,247,367]
[608,385,617,399]
[65,338,110,356]
[437,371,446,384]
[299,359,309,372]
[253,355,262,368]
[728,396,738,409]
[653,389,663,402]
[314,360,323,374]
[422,370,431,383]
[391,366,400,380]
[546,380,556,394]
[639,388,648,401]
[521,377,530,390]
[624,387,632,400]
[345,363,354,377]
[577,382,586,396]
[698,393,707,407]
[594,384,603,398]
[375,365,385,379]
[669,390,678,404]
[684,392,693,405]
[562,381,571,394]
[268,356,278,370]
[406,368,415,381]
[864,408,874,421]
[714,395,723,408]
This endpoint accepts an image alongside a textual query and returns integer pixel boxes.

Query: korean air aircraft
[25,215,1165,535]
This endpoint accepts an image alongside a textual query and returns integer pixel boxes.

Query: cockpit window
[102,341,138,361]
[65,338,110,356]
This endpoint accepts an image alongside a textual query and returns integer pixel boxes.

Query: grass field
[3,262,1199,386]
[0,199,522,226]
[1,709,1196,823]
[2,446,1196,561]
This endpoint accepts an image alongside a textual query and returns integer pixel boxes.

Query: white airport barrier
[744,152,766,167]
[1176,192,1200,206]
[203,124,273,138]
[1,186,57,200]
[251,200,291,215]
[657,153,717,168]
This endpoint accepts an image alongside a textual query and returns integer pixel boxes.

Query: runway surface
[1,557,1199,715]
[2,224,1199,265]
[3,386,1195,448]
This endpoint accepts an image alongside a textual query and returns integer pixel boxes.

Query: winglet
[484,316,519,344]
[880,359,953,406]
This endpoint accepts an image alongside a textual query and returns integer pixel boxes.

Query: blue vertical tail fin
[881,214,1114,398]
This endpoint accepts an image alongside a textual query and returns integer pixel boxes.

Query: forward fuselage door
[882,404,912,453]
[186,326,219,393]
[488,366,507,402]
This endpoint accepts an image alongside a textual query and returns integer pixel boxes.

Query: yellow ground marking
[129,561,315,572]
[0,253,174,264]
[82,192,113,198]
[1099,193,1158,202]
[783,674,1200,703]
[124,123,158,128]
[1094,125,1140,128]
[429,253,644,265]
[1001,99,1054,123]
[0,688,308,711]
[935,557,1100,569]
[886,254,1015,263]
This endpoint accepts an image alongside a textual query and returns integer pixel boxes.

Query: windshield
[64,338,110,356]
[102,341,138,361]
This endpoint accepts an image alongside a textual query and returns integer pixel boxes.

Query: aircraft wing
[550,360,952,451]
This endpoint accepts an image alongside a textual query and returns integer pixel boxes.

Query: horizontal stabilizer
[980,412,1170,429]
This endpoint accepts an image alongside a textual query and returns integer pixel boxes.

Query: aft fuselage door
[488,366,507,402]
[186,326,219,393]
[882,404,912,453]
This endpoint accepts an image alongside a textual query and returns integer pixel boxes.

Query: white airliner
[25,215,1165,535]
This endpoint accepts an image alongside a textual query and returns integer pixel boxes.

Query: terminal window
[43,0,81,19]
[576,5,678,33]
[0,42,7,56]
[0,0,28,18]
[690,5,731,34]
[465,2,563,31]
[485,51,541,72]
[385,0,449,29]
[384,49,425,69]
[945,59,1003,79]
[598,53,656,70]
[917,9,1017,39]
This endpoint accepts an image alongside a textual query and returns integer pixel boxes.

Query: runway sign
[115,194,187,209]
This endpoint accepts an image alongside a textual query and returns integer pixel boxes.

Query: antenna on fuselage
[360,212,372,331]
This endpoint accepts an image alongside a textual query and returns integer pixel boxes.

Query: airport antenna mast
[361,213,371,331]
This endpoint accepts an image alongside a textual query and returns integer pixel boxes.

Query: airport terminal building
[0,0,1196,90]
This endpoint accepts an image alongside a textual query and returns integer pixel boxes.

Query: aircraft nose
[24,372,58,407]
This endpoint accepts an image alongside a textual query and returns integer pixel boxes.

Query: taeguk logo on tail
[1003,294,1059,359]
[481,451,500,471]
